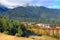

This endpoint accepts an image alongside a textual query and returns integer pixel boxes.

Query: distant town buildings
[21,22,60,36]
[21,22,35,26]
[21,22,51,28]
[36,23,51,28]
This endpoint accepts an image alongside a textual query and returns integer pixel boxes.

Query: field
[0,33,58,40]
[0,33,33,40]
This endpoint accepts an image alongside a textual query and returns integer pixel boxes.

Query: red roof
[48,28,60,30]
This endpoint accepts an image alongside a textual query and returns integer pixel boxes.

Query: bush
[3,31,9,34]
[53,34,59,39]
[15,33,22,37]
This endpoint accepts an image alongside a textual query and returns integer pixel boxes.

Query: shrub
[3,31,9,34]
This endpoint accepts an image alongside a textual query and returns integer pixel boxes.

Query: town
[21,22,60,38]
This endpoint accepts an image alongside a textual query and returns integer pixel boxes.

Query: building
[36,23,51,28]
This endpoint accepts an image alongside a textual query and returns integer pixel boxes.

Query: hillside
[1,6,60,23]
[0,4,9,13]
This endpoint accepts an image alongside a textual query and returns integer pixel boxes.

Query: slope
[2,6,60,23]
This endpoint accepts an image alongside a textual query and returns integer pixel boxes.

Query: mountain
[0,4,9,13]
[2,6,60,23]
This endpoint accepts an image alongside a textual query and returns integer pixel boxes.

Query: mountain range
[0,4,9,13]
[0,5,60,23]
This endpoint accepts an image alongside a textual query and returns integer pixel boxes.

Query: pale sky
[0,0,60,9]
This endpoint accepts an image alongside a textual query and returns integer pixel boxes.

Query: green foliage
[0,16,34,37]
[15,33,22,37]
[15,26,23,37]
[3,31,9,34]
[1,6,60,23]
[52,34,59,39]
[0,16,23,36]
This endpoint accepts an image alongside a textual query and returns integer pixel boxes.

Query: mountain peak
[1,5,60,23]
[0,4,9,13]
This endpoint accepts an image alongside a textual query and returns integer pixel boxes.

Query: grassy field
[0,33,58,40]
[0,33,33,40]
[29,36,58,40]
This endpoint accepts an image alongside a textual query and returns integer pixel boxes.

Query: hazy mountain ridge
[0,4,10,13]
[0,6,60,23]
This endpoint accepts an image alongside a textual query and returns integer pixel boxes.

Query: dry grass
[29,35,58,40]
[0,33,58,40]
[0,33,33,40]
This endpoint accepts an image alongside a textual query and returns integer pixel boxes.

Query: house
[36,23,51,28]
[21,22,35,27]
[56,27,60,28]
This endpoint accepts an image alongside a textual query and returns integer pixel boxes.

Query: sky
[0,0,60,9]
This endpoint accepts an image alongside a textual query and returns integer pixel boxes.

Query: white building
[36,23,51,28]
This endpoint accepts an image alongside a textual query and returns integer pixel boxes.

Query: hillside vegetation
[0,5,60,40]
[0,4,9,13]
[1,6,60,23]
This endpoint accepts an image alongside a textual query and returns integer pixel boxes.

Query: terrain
[0,4,60,40]
[0,6,60,23]
[0,4,9,13]
[0,33,58,40]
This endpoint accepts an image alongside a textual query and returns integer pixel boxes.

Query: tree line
[0,16,33,37]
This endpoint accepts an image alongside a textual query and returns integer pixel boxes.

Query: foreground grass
[0,33,58,40]
[29,35,58,40]
[0,33,33,40]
